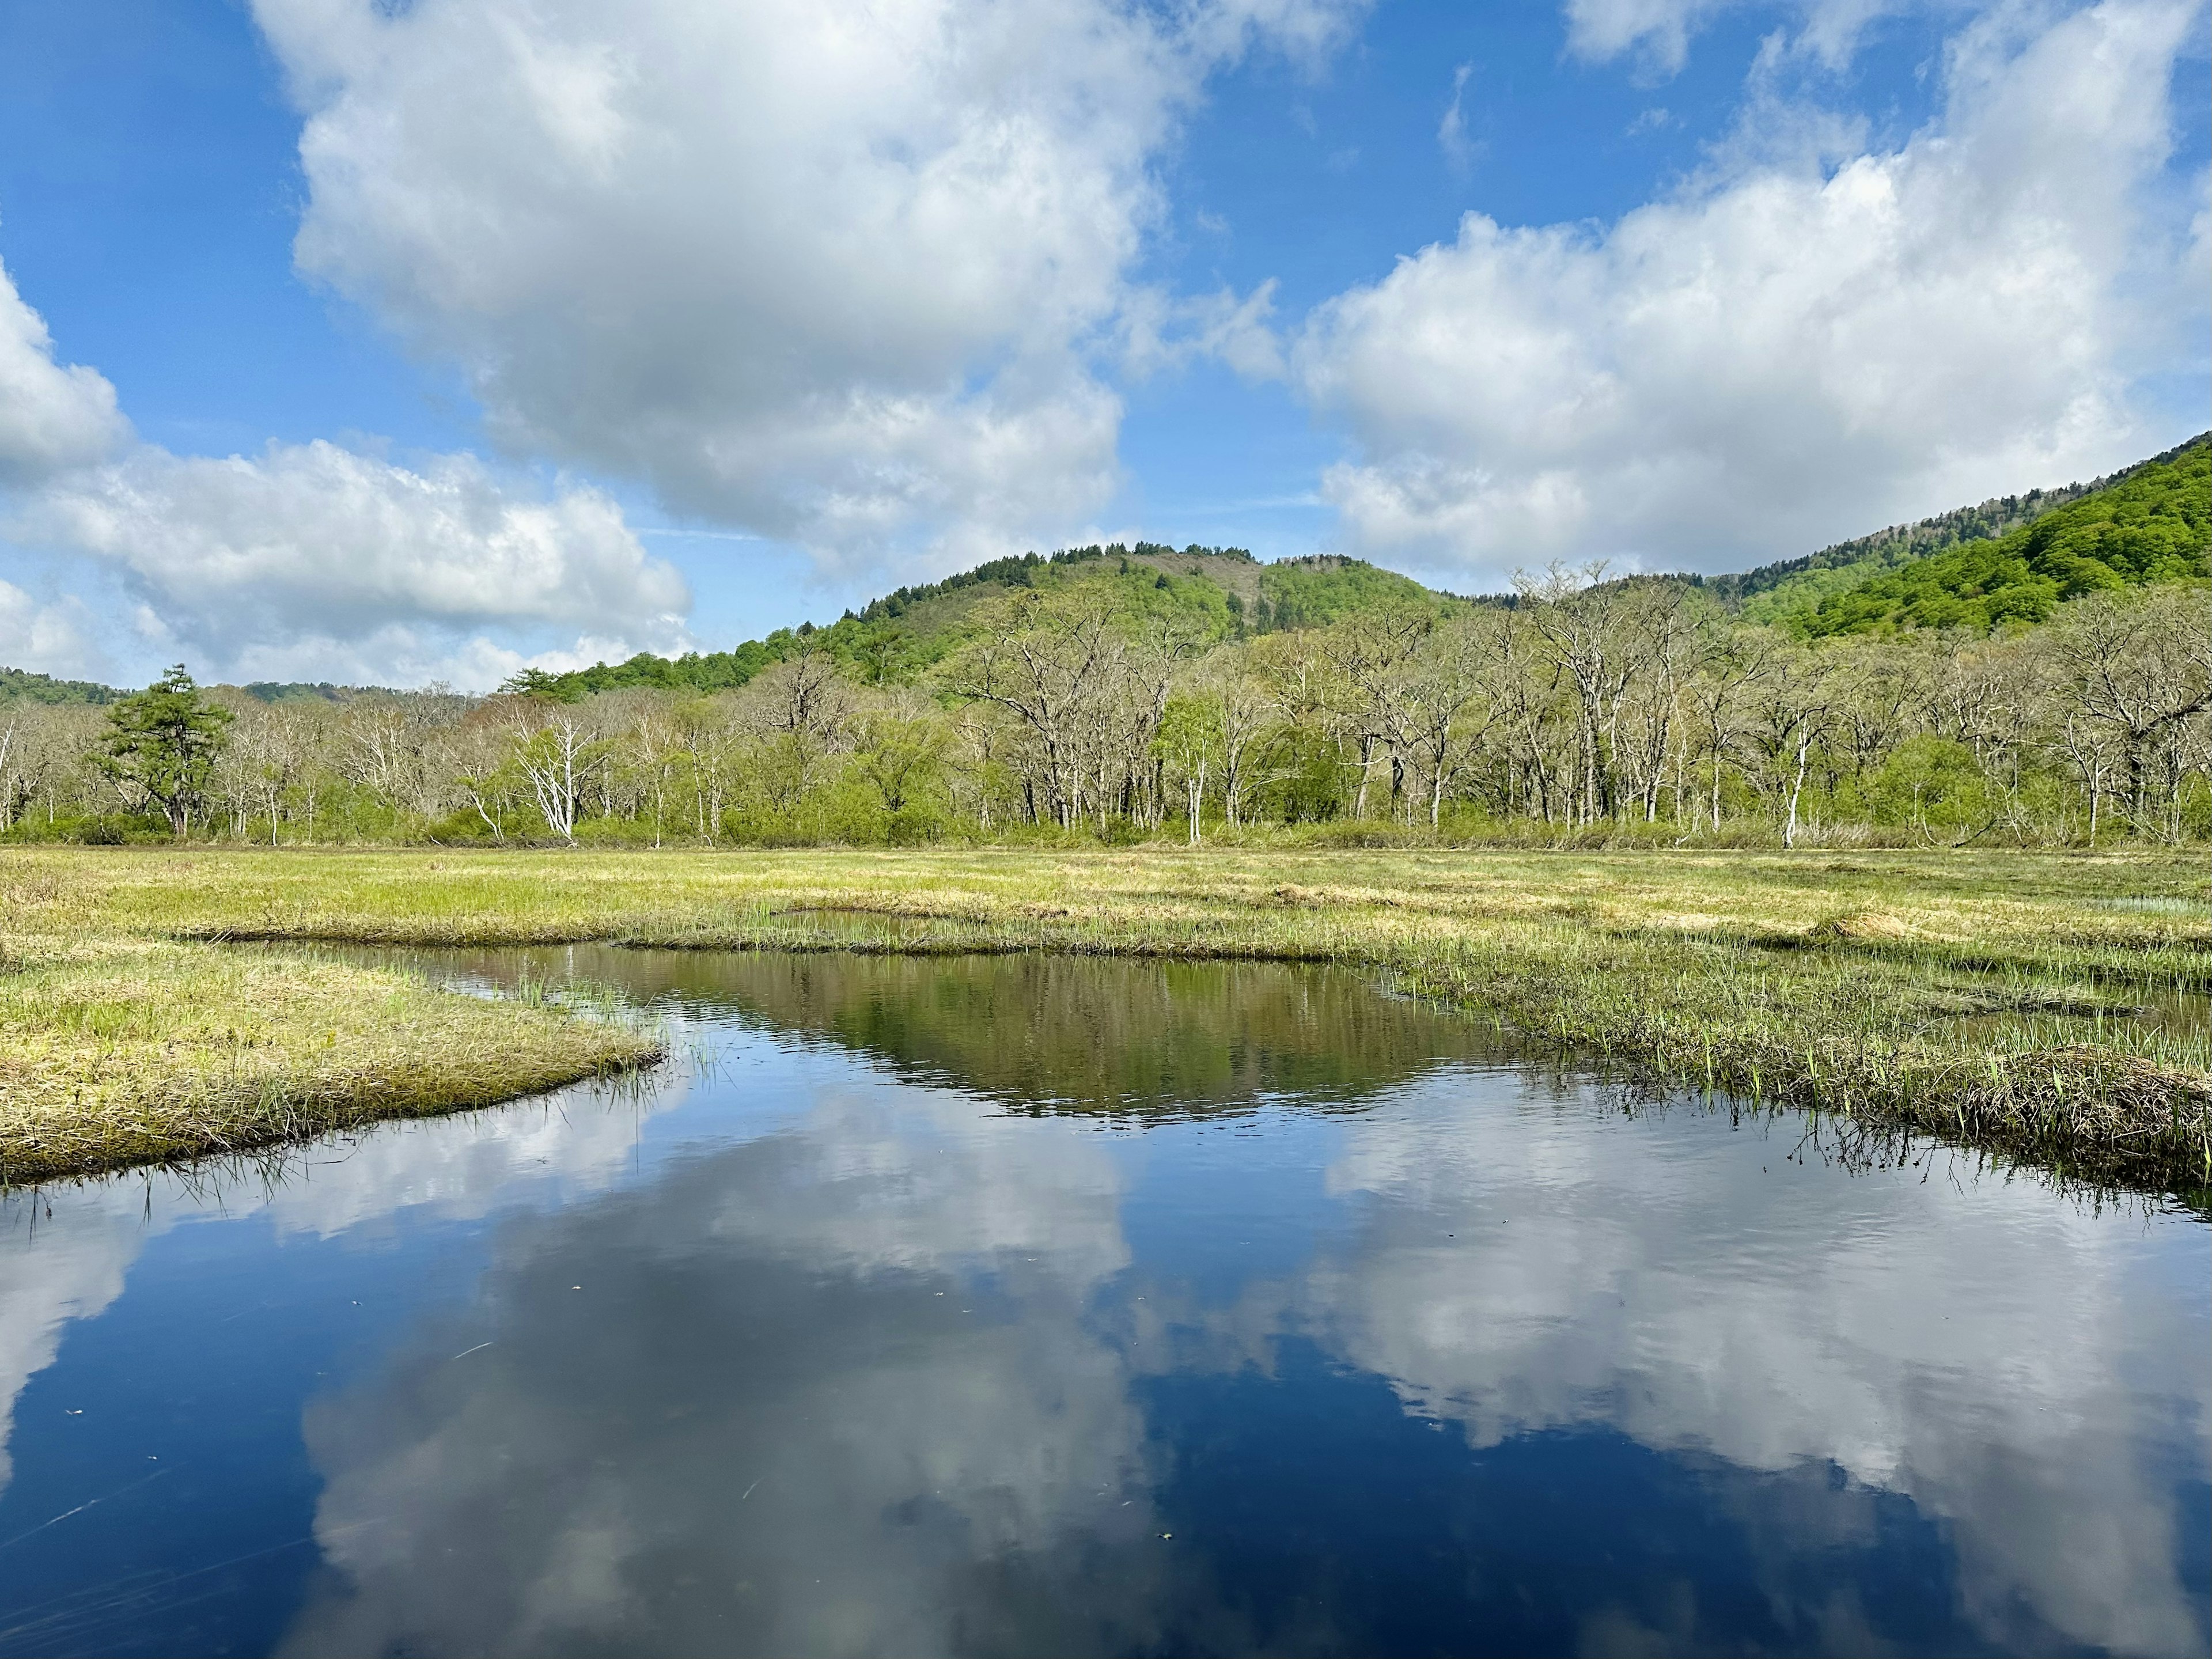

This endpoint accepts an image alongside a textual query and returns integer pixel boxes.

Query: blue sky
[0,0,2203,688]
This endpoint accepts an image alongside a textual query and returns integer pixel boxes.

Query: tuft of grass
[1,845,2205,1190]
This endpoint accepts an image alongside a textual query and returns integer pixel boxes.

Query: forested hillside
[1794,438,2208,636]
[510,543,1442,702]
[1715,464,2131,625]
[518,433,2208,703]
[0,666,118,706]
[1729,434,2208,632]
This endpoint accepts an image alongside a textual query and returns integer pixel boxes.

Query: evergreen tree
[99,666,232,838]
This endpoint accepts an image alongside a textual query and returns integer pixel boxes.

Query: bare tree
[2047,587,2212,835]
[1372,615,1506,828]
[1740,642,1838,848]
[1185,648,1275,830]
[344,692,467,824]
[1515,565,1658,825]
[1319,605,1432,820]
[511,706,606,844]
[1154,692,1217,844]
[437,712,520,844]
[0,707,93,831]
[732,641,855,820]
[950,591,1128,830]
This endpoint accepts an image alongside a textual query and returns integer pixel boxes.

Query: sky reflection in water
[0,952,2205,1658]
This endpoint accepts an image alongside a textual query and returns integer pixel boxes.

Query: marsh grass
[2,845,2205,1190]
[0,915,662,1185]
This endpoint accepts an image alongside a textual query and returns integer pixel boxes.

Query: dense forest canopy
[2,436,2206,848]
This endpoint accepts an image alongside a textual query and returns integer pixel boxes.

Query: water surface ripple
[1,951,2204,1658]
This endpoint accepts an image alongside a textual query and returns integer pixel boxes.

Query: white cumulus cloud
[20,440,689,684]
[0,580,101,680]
[249,0,1364,581]
[1297,0,2208,585]
[0,244,684,688]
[0,257,129,488]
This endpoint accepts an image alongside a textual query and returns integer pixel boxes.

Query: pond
[1,950,2205,1658]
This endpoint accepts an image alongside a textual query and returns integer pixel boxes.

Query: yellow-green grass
[2,862,663,1184]
[3,846,2206,1190]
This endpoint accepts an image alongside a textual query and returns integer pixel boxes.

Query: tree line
[3,572,2206,849]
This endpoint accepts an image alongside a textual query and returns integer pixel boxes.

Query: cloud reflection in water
[0,953,2201,1658]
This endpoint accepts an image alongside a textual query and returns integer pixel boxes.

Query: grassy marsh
[1,860,664,1184]
[2,846,2205,1190]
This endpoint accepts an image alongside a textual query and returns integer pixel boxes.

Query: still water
[1,951,2205,1658]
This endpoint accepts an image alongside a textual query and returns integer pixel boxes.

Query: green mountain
[1715,433,2209,634]
[532,433,2205,698]
[514,543,1448,700]
[1713,481,2109,623]
[1792,435,2208,637]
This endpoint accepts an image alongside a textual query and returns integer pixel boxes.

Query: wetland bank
[0,946,2204,1658]
[1,846,2206,1192]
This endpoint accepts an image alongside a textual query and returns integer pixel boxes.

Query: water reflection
[391,944,1501,1115]
[0,953,2203,1658]
[281,1082,1166,1657]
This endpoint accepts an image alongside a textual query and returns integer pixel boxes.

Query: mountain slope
[1703,433,2206,625]
[520,543,1449,699]
[542,430,2199,699]
[1795,437,2209,637]
[1713,433,2209,632]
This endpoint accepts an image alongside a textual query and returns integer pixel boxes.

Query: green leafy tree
[854,705,946,816]
[98,665,233,838]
